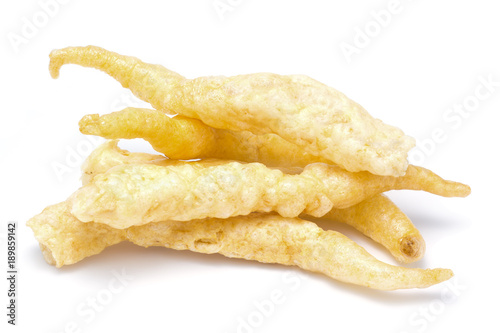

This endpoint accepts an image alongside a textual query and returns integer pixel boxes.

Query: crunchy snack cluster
[28,46,470,290]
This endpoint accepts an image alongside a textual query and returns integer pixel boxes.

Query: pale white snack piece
[27,202,453,290]
[71,141,471,229]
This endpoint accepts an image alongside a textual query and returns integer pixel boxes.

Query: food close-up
[27,46,471,291]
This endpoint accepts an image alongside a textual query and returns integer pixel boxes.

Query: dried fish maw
[50,46,416,176]
[71,151,470,228]
[26,202,125,267]
[79,107,331,168]
[321,194,425,263]
[27,202,452,290]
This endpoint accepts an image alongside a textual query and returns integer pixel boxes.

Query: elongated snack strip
[321,194,424,263]
[70,141,470,229]
[83,141,426,262]
[79,108,332,167]
[78,108,470,199]
[82,140,470,198]
[27,202,452,290]
[50,46,416,176]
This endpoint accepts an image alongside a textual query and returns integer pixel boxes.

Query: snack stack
[28,46,470,291]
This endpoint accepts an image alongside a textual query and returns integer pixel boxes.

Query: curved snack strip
[70,152,470,228]
[83,141,429,262]
[72,161,336,228]
[27,202,452,290]
[79,108,332,168]
[50,45,415,176]
[79,109,469,199]
[322,194,424,263]
[82,140,470,198]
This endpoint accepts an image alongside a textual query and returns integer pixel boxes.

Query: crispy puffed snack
[50,46,416,176]
[27,202,452,290]
[321,194,424,263]
[71,141,470,229]
[79,108,332,167]
[83,141,429,262]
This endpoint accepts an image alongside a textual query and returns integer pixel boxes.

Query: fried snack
[80,139,181,185]
[82,141,470,198]
[321,194,424,263]
[70,142,470,229]
[27,202,452,290]
[82,141,427,263]
[80,109,216,160]
[28,203,123,267]
[50,45,416,176]
[79,108,332,168]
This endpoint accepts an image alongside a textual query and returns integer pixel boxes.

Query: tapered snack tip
[77,108,333,167]
[399,235,425,262]
[49,46,95,78]
[436,268,455,283]
[446,181,471,197]
[379,267,453,290]
[79,114,101,135]
[402,165,471,198]
[418,268,454,289]
[49,49,63,78]
[367,268,453,290]
[50,46,105,79]
[78,108,217,160]
[324,194,426,264]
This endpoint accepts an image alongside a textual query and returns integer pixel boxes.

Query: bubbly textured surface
[72,155,469,228]
[80,112,470,201]
[27,202,452,290]
[82,142,443,262]
[50,45,416,176]
[80,140,167,185]
[82,142,423,262]
[27,202,123,266]
[72,160,335,228]
[75,141,470,228]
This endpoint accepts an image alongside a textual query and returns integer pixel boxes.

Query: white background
[1,0,499,332]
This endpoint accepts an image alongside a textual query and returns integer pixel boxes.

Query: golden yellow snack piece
[82,141,428,263]
[71,142,470,229]
[50,45,416,176]
[27,202,452,290]
[79,108,332,168]
[80,109,216,160]
[321,194,424,263]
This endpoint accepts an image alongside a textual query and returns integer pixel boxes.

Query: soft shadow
[33,239,447,302]
[56,240,269,274]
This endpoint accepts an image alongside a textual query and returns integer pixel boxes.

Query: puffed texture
[50,45,416,176]
[27,202,452,290]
